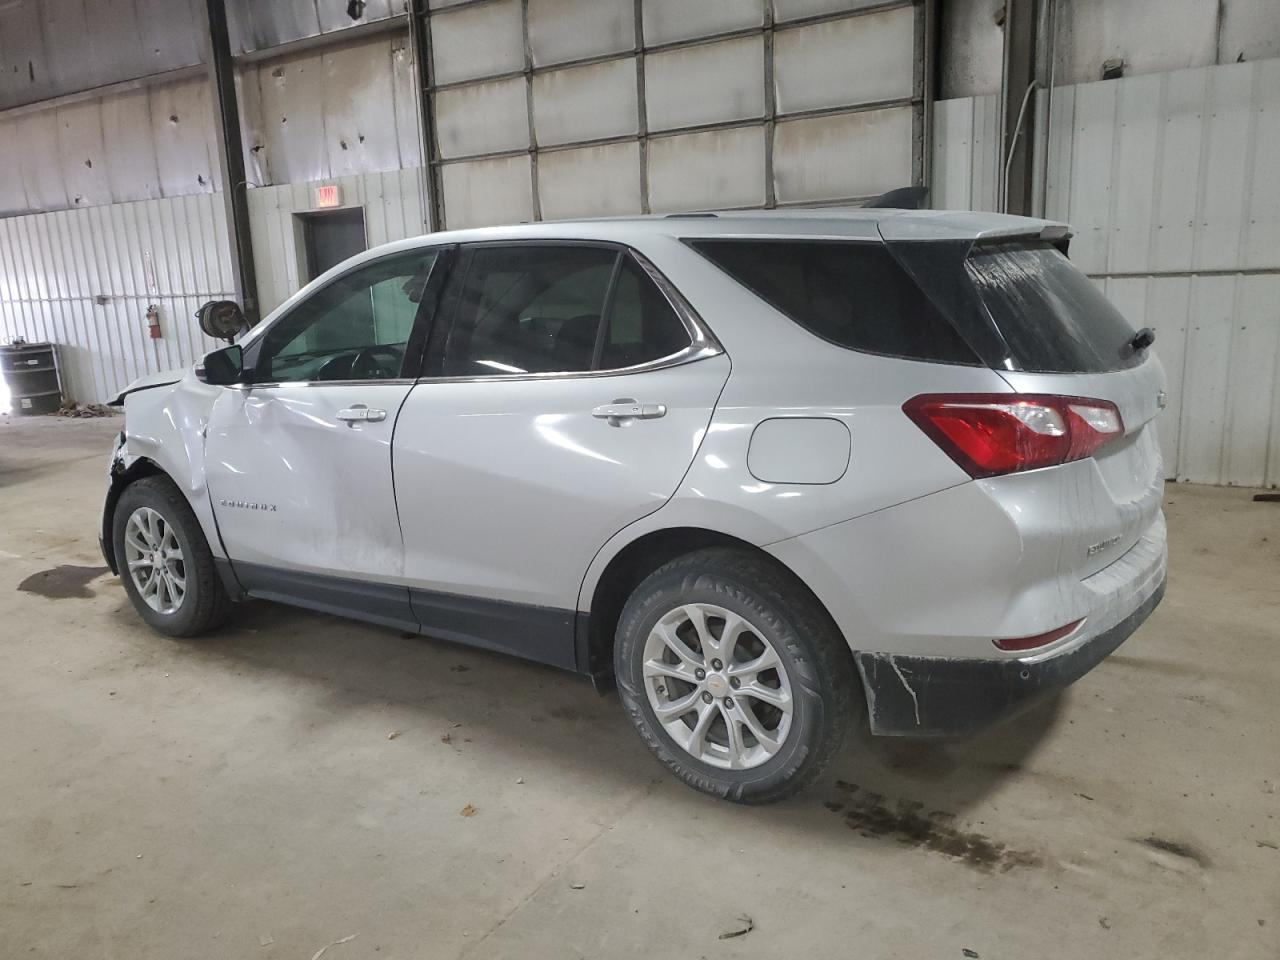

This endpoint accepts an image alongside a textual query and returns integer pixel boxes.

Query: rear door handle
[336,405,387,424]
[592,399,667,425]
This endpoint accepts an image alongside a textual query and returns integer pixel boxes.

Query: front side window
[256,249,438,383]
[440,245,693,376]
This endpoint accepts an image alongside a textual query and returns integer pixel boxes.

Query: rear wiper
[1126,327,1155,355]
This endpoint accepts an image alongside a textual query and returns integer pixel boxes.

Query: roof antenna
[863,186,929,210]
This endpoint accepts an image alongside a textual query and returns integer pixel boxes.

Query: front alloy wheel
[123,506,187,614]
[112,475,232,637]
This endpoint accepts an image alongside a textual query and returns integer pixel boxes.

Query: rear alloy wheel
[642,603,793,770]
[616,547,857,804]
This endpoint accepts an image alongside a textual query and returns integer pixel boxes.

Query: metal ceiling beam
[203,0,260,326]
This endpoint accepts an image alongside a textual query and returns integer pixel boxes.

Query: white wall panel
[774,7,915,114]
[537,143,643,219]
[1223,275,1280,487]
[930,94,999,212]
[641,0,762,46]
[441,155,534,229]
[645,36,764,132]
[1243,60,1280,271]
[932,57,1280,487]
[532,59,639,146]
[527,0,634,67]
[647,126,766,212]
[773,106,912,203]
[430,0,525,85]
[436,78,530,159]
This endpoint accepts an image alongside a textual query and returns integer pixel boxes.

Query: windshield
[965,240,1138,374]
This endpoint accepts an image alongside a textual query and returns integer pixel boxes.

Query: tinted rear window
[689,239,980,365]
[965,240,1137,373]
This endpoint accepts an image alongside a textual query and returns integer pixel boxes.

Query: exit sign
[315,184,342,208]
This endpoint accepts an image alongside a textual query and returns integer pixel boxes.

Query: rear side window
[688,239,979,365]
[439,244,692,376]
[965,241,1137,373]
[600,258,691,369]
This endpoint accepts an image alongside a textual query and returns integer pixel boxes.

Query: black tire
[614,547,857,804]
[112,475,233,637]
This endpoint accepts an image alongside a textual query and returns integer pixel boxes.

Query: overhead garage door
[419,0,927,228]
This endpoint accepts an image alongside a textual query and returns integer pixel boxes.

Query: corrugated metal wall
[0,193,234,404]
[248,168,428,316]
[932,57,1280,487]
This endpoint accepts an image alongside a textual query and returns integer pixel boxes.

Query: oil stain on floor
[17,565,109,600]
[1137,835,1211,868]
[826,780,1041,872]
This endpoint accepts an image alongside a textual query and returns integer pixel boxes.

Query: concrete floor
[1,413,1276,959]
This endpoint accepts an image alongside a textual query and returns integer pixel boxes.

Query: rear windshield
[965,240,1138,373]
[688,239,980,365]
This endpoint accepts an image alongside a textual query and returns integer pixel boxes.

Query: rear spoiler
[863,186,929,210]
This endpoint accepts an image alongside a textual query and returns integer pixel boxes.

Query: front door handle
[336,405,387,424]
[592,398,667,426]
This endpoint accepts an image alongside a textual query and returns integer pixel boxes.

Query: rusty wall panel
[54,100,113,209]
[321,40,404,176]
[226,0,398,55]
[0,0,205,110]
[239,35,423,187]
[147,78,219,197]
[99,87,164,203]
[15,110,69,212]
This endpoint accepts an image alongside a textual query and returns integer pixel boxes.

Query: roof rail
[663,212,719,219]
[863,186,929,210]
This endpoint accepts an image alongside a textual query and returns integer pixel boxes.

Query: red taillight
[993,618,1084,652]
[903,393,1123,478]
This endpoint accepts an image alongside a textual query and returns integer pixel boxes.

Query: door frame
[293,205,368,283]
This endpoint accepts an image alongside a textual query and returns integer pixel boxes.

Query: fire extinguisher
[146,304,161,339]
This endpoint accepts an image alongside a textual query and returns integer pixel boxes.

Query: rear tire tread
[614,547,857,804]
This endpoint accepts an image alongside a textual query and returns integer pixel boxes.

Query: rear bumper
[857,575,1165,737]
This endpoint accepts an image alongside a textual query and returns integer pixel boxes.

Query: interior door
[393,243,729,666]
[204,247,443,627]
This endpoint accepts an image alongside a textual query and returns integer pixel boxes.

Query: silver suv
[101,210,1167,803]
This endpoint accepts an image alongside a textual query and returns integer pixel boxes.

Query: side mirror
[195,299,246,342]
[196,344,245,386]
